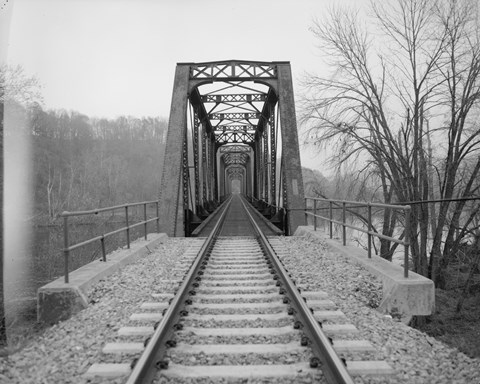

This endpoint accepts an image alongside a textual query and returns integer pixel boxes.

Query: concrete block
[346,360,394,375]
[322,324,359,335]
[332,340,375,353]
[84,363,131,378]
[294,226,435,323]
[118,326,154,336]
[103,342,144,354]
[37,233,168,324]
[162,362,317,379]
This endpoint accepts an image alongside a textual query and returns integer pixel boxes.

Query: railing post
[100,236,106,262]
[156,201,160,233]
[125,206,130,249]
[144,203,148,240]
[304,198,308,224]
[404,206,411,278]
[313,199,317,231]
[329,201,333,239]
[367,203,372,258]
[63,214,70,283]
[342,201,346,246]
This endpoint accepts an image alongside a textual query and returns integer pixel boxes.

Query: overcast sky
[1,0,369,169]
[1,0,370,117]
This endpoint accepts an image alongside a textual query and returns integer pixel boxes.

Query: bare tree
[300,0,480,283]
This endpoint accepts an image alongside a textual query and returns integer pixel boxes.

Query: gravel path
[270,235,480,384]
[0,235,479,384]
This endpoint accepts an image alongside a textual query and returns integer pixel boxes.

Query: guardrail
[61,200,160,283]
[304,197,411,277]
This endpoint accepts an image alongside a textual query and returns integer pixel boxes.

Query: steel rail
[240,197,355,384]
[125,196,232,384]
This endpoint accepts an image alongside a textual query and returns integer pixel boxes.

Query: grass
[415,287,480,358]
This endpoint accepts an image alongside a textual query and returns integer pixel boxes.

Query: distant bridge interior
[158,60,305,237]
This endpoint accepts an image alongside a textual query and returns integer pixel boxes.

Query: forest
[29,107,167,222]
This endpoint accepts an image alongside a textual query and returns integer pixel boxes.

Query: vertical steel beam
[263,126,268,203]
[202,126,208,205]
[277,63,305,234]
[270,113,276,206]
[182,119,189,213]
[158,64,190,236]
[193,110,200,210]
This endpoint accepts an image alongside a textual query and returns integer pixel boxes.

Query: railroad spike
[153,321,160,330]
[282,297,290,304]
[341,357,347,366]
[166,339,177,348]
[279,288,286,295]
[144,337,151,347]
[193,282,199,288]
[310,357,321,368]
[155,360,169,370]
[328,336,333,345]
[173,323,183,331]
[287,307,295,315]
[276,281,281,287]
[185,299,192,305]
[180,310,188,316]
[189,290,196,295]
[301,335,309,346]
[293,321,303,329]
[130,358,138,370]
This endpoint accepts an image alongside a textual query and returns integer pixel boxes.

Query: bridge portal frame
[158,60,305,236]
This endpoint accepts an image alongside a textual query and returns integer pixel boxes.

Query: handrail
[304,197,411,278]
[61,200,161,283]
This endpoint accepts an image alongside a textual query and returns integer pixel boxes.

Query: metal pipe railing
[305,197,411,278]
[61,200,160,283]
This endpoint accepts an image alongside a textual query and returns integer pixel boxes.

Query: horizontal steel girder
[201,93,267,103]
[222,152,249,165]
[189,60,278,80]
[215,125,255,133]
[219,145,252,153]
[209,112,261,121]
[215,131,255,144]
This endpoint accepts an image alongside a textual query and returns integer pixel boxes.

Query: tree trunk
[457,236,480,312]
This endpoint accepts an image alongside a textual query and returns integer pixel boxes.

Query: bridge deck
[195,194,282,237]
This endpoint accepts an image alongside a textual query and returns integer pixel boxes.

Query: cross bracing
[219,145,252,154]
[222,152,250,165]
[209,112,261,121]
[214,125,255,133]
[189,60,278,80]
[215,131,255,144]
[201,93,267,103]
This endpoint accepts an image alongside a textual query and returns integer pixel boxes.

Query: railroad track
[86,195,392,383]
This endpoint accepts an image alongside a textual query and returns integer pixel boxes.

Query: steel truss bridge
[158,60,305,236]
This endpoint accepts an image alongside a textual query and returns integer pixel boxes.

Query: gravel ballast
[0,238,195,384]
[270,235,480,384]
[0,235,479,383]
